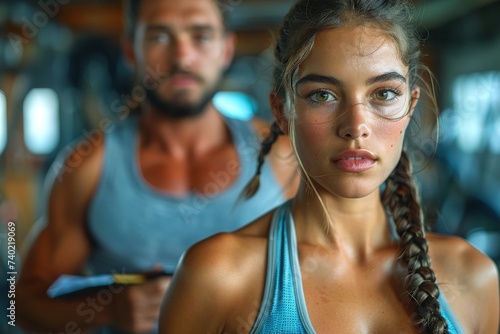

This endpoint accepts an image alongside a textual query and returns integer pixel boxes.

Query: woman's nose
[337,103,371,140]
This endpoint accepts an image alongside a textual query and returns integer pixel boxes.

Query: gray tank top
[85,114,285,276]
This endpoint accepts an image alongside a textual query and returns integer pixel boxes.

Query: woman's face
[290,25,419,199]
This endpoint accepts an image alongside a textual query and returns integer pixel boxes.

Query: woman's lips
[332,150,376,173]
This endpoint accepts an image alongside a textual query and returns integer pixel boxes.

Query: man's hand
[108,276,171,332]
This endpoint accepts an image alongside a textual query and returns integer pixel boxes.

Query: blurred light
[453,72,498,154]
[213,91,257,121]
[467,229,500,259]
[0,91,6,155]
[453,76,482,153]
[1,36,23,68]
[488,73,500,154]
[491,118,500,154]
[23,88,60,155]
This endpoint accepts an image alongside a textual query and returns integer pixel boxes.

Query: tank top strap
[222,116,259,179]
[250,201,315,334]
[223,115,259,148]
[249,202,285,333]
[438,289,465,334]
[99,115,138,187]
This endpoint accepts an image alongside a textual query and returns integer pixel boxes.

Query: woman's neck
[291,185,394,261]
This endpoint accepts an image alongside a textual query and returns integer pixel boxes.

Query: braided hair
[383,151,448,333]
[240,122,283,199]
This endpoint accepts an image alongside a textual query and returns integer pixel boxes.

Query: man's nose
[173,38,196,69]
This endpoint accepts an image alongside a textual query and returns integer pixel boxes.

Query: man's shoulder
[45,131,106,191]
[48,115,136,184]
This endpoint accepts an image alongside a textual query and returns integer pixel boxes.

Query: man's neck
[137,104,230,159]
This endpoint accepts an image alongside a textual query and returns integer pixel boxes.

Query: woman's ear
[269,91,289,134]
[408,87,420,117]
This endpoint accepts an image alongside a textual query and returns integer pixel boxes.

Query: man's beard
[144,84,217,120]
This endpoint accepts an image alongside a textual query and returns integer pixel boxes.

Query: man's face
[129,0,234,118]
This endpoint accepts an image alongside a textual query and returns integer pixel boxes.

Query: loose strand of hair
[288,101,334,234]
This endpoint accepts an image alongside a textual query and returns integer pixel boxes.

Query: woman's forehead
[296,26,407,81]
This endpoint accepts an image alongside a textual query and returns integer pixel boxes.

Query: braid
[239,122,283,200]
[382,151,449,334]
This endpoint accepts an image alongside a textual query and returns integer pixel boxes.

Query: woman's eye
[374,89,399,101]
[310,91,334,103]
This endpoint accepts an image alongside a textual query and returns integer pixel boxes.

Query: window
[0,91,6,155]
[451,71,500,154]
[213,91,257,120]
[23,88,60,155]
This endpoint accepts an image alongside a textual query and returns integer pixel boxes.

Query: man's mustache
[159,68,204,84]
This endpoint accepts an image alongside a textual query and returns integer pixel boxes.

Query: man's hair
[123,0,231,39]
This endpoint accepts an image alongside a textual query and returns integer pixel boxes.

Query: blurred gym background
[0,0,499,281]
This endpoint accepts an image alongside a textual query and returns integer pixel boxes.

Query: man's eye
[195,33,213,42]
[149,33,170,43]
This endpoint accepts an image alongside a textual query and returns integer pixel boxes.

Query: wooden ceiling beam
[54,3,124,37]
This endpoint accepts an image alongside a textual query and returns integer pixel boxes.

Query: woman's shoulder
[160,212,275,332]
[426,232,497,280]
[173,210,275,289]
[160,212,274,330]
[426,232,499,333]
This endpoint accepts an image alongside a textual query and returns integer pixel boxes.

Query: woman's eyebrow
[295,74,343,88]
[295,71,406,88]
[366,71,406,85]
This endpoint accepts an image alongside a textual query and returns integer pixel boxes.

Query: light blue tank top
[84,114,285,334]
[250,201,464,334]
